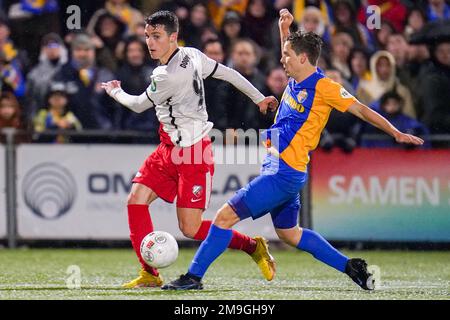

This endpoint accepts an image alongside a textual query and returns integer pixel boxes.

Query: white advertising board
[16,144,280,240]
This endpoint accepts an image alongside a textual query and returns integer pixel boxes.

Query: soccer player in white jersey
[101,10,278,288]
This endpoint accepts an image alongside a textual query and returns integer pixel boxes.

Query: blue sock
[296,229,349,273]
[188,224,233,279]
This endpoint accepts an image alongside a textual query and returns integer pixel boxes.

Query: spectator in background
[52,34,116,130]
[200,25,220,45]
[26,33,68,122]
[33,83,81,143]
[386,32,429,101]
[244,0,274,49]
[0,51,26,101]
[357,0,407,33]
[7,0,60,65]
[202,39,229,131]
[348,47,372,104]
[361,50,416,119]
[244,0,278,72]
[358,91,429,148]
[426,0,450,22]
[90,12,127,73]
[330,0,373,51]
[207,0,250,30]
[417,40,450,134]
[182,3,211,49]
[404,7,427,40]
[0,91,22,131]
[289,0,333,28]
[298,6,331,44]
[373,20,395,50]
[330,32,353,80]
[320,68,358,153]
[220,11,246,57]
[263,66,288,101]
[261,66,288,128]
[224,38,267,130]
[88,0,144,36]
[0,19,26,99]
[116,36,158,136]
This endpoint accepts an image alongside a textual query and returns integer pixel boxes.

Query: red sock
[193,220,257,254]
[127,204,158,276]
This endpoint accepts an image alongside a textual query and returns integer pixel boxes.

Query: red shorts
[132,136,214,209]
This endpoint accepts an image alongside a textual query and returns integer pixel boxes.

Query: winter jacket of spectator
[223,68,267,130]
[116,62,159,132]
[204,77,229,131]
[52,61,116,130]
[26,47,68,119]
[416,59,450,134]
[360,50,416,118]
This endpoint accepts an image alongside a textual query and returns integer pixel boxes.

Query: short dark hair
[380,91,404,108]
[145,10,179,34]
[202,39,223,52]
[286,31,323,65]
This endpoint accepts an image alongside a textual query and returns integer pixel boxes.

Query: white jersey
[110,47,265,147]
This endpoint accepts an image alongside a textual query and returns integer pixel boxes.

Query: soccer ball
[140,231,179,268]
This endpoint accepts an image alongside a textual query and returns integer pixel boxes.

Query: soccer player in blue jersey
[162,9,424,291]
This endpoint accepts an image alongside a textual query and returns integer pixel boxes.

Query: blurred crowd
[0,0,449,149]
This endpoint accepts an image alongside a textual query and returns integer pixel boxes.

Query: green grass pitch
[0,248,448,300]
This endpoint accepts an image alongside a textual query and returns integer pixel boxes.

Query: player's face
[280,42,308,77]
[145,24,176,61]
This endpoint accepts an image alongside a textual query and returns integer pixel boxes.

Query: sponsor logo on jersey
[340,87,352,98]
[150,78,156,92]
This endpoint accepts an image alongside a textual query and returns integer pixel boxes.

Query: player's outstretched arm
[347,101,424,146]
[279,9,294,55]
[101,80,154,113]
[210,64,278,114]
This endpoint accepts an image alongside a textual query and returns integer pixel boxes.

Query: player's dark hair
[145,10,179,34]
[286,31,323,65]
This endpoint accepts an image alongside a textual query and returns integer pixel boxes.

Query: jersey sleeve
[196,49,219,79]
[110,71,172,112]
[318,78,357,112]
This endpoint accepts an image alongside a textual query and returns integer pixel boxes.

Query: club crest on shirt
[298,89,308,103]
[192,185,203,198]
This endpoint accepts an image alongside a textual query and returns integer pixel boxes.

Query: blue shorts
[228,155,308,229]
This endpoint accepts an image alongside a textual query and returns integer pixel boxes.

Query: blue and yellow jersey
[266,68,357,172]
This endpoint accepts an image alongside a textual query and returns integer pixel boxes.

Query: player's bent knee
[213,204,239,229]
[127,184,157,205]
[276,229,300,247]
[179,224,198,239]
